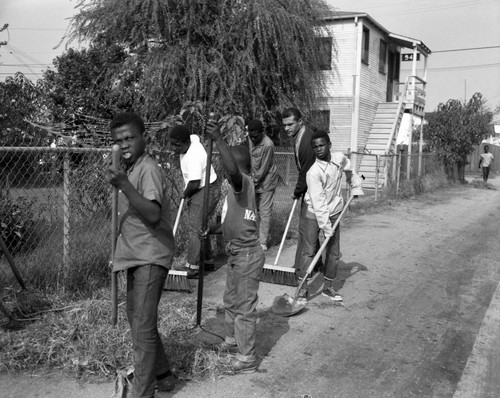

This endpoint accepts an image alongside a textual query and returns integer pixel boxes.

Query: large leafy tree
[0,73,51,146]
[42,42,130,121]
[425,92,493,181]
[68,0,332,123]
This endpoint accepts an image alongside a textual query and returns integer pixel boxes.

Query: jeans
[255,189,275,246]
[186,182,221,266]
[297,212,340,285]
[294,198,324,270]
[223,243,265,363]
[482,166,490,182]
[127,265,171,398]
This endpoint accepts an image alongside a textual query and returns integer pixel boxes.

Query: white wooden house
[312,11,431,189]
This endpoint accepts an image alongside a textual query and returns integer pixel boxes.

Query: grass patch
[0,289,234,382]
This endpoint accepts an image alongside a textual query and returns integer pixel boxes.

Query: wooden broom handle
[111,144,120,326]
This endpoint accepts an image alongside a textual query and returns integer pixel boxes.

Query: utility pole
[0,23,8,49]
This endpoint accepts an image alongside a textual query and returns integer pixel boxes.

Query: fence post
[392,153,397,182]
[396,150,402,195]
[62,152,70,291]
[285,155,290,186]
[374,155,379,203]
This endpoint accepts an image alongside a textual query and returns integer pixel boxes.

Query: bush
[0,192,39,254]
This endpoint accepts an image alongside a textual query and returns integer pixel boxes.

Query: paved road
[1,175,499,397]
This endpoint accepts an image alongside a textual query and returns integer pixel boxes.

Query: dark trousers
[223,243,265,362]
[294,198,324,270]
[297,212,340,284]
[186,182,221,266]
[127,265,171,398]
[482,166,490,182]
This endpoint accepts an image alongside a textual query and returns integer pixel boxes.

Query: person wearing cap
[247,119,279,251]
[297,130,363,302]
[170,125,221,277]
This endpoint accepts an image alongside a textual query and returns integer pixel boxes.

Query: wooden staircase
[357,102,405,189]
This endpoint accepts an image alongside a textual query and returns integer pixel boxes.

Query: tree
[425,93,493,181]
[42,43,130,121]
[68,0,333,125]
[0,72,51,146]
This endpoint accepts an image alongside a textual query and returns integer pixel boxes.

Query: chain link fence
[1,143,443,298]
[0,145,300,297]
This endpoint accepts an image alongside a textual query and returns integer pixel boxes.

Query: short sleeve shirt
[180,135,217,188]
[113,153,175,271]
[480,152,494,167]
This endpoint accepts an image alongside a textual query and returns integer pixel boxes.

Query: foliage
[68,0,333,123]
[425,93,493,180]
[0,73,52,146]
[42,43,130,121]
[0,192,38,254]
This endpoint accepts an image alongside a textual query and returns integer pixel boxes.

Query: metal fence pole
[62,152,70,291]
[374,155,379,203]
[396,150,402,195]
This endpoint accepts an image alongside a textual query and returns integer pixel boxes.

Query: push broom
[164,198,192,293]
[260,198,299,286]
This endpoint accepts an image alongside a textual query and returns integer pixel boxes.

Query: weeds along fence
[352,148,443,202]
[0,145,300,296]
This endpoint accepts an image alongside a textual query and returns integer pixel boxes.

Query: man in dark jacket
[281,108,323,289]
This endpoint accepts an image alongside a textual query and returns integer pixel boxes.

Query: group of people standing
[107,108,362,397]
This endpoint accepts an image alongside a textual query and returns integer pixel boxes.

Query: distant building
[313,10,431,188]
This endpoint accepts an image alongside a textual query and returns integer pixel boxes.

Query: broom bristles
[260,264,298,286]
[164,270,192,293]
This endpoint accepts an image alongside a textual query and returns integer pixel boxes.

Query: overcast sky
[1,0,499,112]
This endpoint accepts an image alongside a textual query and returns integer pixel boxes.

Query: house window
[361,27,370,65]
[316,37,332,70]
[379,39,387,73]
[310,110,330,132]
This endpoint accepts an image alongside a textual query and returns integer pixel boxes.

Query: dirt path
[2,175,500,398]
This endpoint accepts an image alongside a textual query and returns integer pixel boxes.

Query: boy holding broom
[202,119,265,374]
[108,112,176,397]
[297,130,363,301]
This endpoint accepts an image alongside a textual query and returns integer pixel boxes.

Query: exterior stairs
[357,102,405,189]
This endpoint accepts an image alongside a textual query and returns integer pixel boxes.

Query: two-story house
[313,11,431,189]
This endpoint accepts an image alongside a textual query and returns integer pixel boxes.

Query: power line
[433,45,500,53]
[428,62,500,72]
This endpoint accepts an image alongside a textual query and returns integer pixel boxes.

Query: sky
[0,0,499,112]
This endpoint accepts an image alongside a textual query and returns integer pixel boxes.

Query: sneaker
[156,373,176,392]
[261,244,268,251]
[322,286,342,301]
[220,341,238,354]
[230,358,257,374]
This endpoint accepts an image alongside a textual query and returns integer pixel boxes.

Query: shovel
[272,194,356,316]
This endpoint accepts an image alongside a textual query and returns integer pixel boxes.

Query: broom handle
[273,198,298,266]
[293,195,355,302]
[110,144,120,326]
[173,198,184,237]
[196,112,217,326]
[0,235,25,290]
